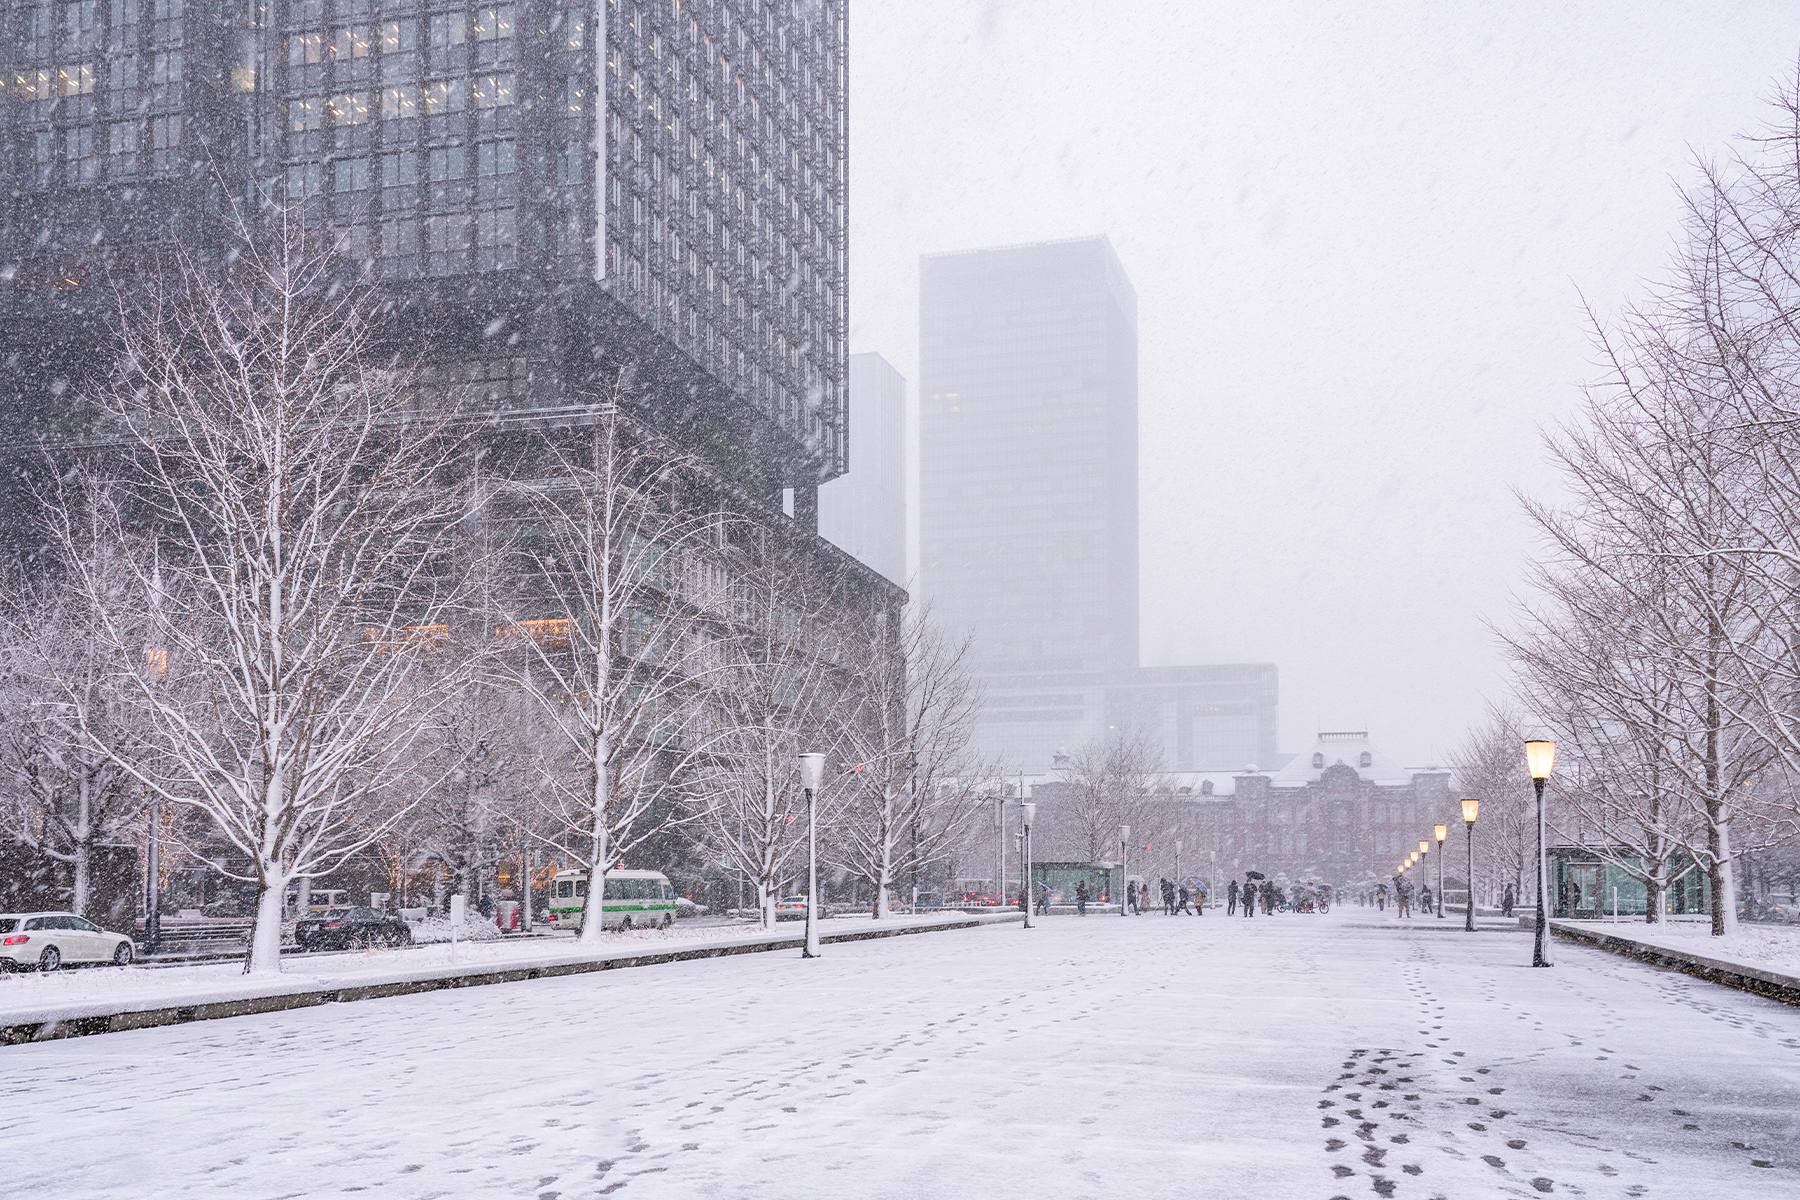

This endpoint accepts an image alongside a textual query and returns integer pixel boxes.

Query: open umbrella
[1245,870,1267,881]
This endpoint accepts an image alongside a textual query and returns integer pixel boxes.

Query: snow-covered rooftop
[1268,730,1416,787]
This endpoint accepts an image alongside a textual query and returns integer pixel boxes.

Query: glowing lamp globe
[1525,739,1556,780]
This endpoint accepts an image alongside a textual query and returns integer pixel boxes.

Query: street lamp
[1021,802,1037,929]
[1525,738,1556,968]
[1461,798,1479,932]
[1119,825,1130,918]
[1434,824,1448,918]
[798,752,825,959]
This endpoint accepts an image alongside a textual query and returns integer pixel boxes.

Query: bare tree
[1451,707,1554,912]
[1047,732,1168,862]
[397,657,534,910]
[499,402,722,942]
[830,606,991,918]
[1504,284,1800,935]
[696,542,860,929]
[0,510,156,919]
[60,215,475,972]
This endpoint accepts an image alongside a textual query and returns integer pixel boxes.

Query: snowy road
[2,911,1796,1199]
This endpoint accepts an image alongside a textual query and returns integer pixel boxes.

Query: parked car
[294,907,412,951]
[0,912,135,971]
[774,896,834,920]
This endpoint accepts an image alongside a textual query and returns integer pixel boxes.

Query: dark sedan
[295,907,412,951]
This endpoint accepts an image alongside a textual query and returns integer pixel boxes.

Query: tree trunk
[578,730,612,945]
[245,875,287,974]
[875,859,892,919]
[1709,819,1737,936]
[1645,862,1665,926]
[71,841,91,920]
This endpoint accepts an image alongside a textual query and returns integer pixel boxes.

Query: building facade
[818,349,905,584]
[919,236,1139,767]
[0,0,848,515]
[1183,731,1454,889]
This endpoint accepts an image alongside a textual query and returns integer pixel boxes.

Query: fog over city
[6,2,1800,1197]
[850,0,1800,764]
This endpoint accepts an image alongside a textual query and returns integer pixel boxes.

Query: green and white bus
[546,868,678,931]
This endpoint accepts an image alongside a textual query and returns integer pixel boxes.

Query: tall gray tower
[919,237,1139,769]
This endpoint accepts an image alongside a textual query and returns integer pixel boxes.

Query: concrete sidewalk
[0,911,1024,1045]
[1551,918,1800,1005]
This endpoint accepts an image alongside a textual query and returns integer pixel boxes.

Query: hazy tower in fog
[919,237,1139,765]
[819,353,908,585]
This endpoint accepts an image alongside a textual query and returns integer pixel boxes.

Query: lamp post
[798,753,825,959]
[1525,739,1556,968]
[1119,825,1130,917]
[995,792,1006,907]
[1021,802,1036,930]
[1461,798,1479,932]
[1434,824,1448,917]
[145,795,162,954]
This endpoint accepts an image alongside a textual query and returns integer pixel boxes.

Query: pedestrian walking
[1227,879,1239,916]
[1421,884,1433,915]
[1244,875,1257,918]
[1126,880,1138,915]
[1502,884,1515,918]
[1194,882,1207,915]
[1076,880,1089,915]
[1176,886,1191,915]
[1163,879,1176,916]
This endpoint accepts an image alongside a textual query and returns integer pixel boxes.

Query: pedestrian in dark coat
[1176,886,1191,915]
[1075,880,1089,915]
[1227,879,1239,915]
[1502,884,1515,917]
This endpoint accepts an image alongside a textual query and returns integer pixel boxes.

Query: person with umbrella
[1244,871,1264,918]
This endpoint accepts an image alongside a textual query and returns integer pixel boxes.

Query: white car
[0,912,136,971]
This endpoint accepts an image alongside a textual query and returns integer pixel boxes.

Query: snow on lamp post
[1119,824,1130,918]
[1434,824,1448,918]
[1461,799,1479,933]
[1021,802,1037,930]
[1525,739,1556,968]
[799,752,825,959]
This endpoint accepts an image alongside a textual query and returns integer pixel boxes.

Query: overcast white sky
[845,0,1800,767]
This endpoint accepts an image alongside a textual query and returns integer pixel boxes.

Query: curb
[1550,920,1800,1006]
[1,913,1024,1046]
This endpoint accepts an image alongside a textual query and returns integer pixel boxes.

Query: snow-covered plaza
[2,911,1796,1200]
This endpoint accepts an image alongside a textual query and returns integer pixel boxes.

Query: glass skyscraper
[919,237,1140,768]
[0,0,847,512]
[920,236,1277,772]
